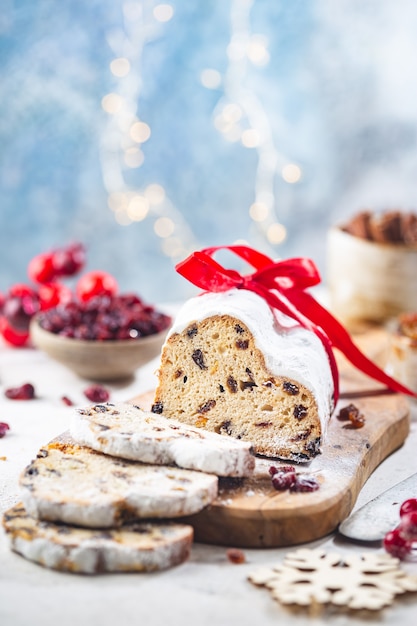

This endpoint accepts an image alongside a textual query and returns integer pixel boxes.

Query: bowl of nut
[30,279,172,381]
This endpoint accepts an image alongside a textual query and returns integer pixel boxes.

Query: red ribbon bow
[176,244,417,405]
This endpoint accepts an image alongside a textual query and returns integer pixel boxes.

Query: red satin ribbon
[176,245,417,405]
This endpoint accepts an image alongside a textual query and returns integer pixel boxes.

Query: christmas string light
[100,1,199,261]
[202,0,302,248]
[100,1,301,258]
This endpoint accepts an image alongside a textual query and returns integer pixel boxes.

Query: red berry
[399,511,417,540]
[4,383,36,400]
[383,528,411,559]
[400,498,417,518]
[38,282,73,311]
[3,291,40,332]
[76,271,118,302]
[28,252,56,284]
[83,384,110,403]
[52,242,86,277]
[0,422,10,438]
[0,318,30,347]
[61,396,74,406]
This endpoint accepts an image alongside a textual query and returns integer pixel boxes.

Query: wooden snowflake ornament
[248,548,417,611]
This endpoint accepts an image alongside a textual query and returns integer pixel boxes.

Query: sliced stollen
[2,503,193,574]
[70,402,255,477]
[20,437,218,528]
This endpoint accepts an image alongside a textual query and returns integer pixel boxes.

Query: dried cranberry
[36,293,170,341]
[0,422,10,438]
[270,465,319,493]
[5,383,35,400]
[61,396,74,406]
[290,475,320,493]
[271,469,297,491]
[83,384,110,403]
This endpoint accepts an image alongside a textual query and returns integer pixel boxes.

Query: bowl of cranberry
[30,293,172,381]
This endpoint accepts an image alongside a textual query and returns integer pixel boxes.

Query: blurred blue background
[1,0,417,303]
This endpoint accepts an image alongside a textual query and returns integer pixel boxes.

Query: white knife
[338,473,417,542]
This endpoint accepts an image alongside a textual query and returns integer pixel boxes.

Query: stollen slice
[70,402,255,477]
[20,436,218,528]
[2,503,193,574]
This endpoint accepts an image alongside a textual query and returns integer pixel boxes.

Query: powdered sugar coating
[70,402,255,477]
[167,289,334,433]
[3,503,193,573]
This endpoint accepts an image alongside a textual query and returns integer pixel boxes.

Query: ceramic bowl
[327,226,417,326]
[30,316,170,381]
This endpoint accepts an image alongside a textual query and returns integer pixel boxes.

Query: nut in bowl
[29,295,172,381]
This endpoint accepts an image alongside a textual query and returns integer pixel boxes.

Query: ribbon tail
[291,291,417,399]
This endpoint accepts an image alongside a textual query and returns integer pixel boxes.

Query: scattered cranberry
[290,475,320,493]
[383,497,417,560]
[383,528,412,560]
[61,396,74,406]
[399,511,417,540]
[84,384,110,403]
[27,252,56,284]
[4,383,35,400]
[270,465,320,493]
[0,422,10,438]
[226,548,246,564]
[272,469,297,491]
[76,271,119,302]
[400,498,417,518]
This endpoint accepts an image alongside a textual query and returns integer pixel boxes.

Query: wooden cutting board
[131,328,411,548]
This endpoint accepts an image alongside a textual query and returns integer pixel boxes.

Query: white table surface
[0,338,416,626]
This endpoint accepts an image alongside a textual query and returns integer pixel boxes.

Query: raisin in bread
[20,437,218,527]
[70,402,254,477]
[152,289,334,462]
[3,503,193,574]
